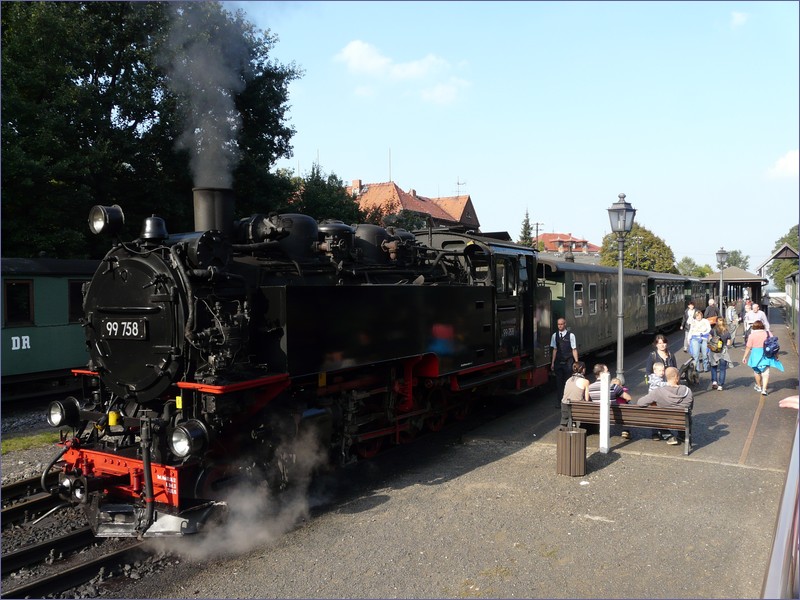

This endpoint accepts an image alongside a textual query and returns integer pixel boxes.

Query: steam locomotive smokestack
[193,188,235,238]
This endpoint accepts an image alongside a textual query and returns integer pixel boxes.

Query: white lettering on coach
[11,336,31,350]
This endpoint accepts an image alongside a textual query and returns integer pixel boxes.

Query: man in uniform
[550,317,578,407]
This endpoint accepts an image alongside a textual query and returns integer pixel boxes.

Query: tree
[599,224,676,273]
[518,210,533,247]
[289,164,363,224]
[723,250,749,271]
[766,225,799,288]
[1,2,301,258]
[676,257,699,277]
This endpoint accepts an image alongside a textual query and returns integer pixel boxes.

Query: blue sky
[229,1,798,276]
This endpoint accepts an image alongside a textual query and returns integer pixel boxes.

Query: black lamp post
[716,247,729,314]
[607,193,636,385]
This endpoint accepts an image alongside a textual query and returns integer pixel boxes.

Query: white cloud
[420,77,470,105]
[730,12,749,29]
[335,40,391,76]
[335,40,467,104]
[767,150,799,179]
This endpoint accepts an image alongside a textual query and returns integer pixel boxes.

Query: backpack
[708,335,723,353]
[763,333,780,359]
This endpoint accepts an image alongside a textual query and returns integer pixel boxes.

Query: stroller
[679,356,700,388]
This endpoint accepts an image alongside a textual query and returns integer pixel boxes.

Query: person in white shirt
[550,318,578,405]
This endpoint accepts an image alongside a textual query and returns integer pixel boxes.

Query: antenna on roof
[455,177,466,195]
[389,147,392,182]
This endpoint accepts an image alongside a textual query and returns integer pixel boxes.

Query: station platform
[460,303,798,598]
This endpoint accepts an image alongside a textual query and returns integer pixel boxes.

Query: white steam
[161,4,250,187]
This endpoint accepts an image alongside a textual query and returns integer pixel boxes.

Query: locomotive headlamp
[88,204,125,235]
[47,397,81,428]
[169,419,208,458]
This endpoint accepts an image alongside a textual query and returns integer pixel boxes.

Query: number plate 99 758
[101,318,147,340]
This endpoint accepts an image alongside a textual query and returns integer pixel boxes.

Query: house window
[573,283,584,318]
[4,280,33,326]
[589,283,597,315]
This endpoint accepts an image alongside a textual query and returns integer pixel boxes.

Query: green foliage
[766,225,799,287]
[724,249,749,271]
[1,1,301,258]
[599,223,676,273]
[289,164,363,224]
[518,209,533,247]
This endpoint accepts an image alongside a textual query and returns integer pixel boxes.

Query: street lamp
[607,193,636,385]
[716,247,729,315]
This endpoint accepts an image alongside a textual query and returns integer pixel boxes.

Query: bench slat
[566,402,692,455]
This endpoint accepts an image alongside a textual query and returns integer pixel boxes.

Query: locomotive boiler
[44,188,543,537]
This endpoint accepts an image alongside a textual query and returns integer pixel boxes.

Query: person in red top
[742,321,784,396]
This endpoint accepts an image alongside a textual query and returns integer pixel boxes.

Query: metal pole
[719,268,724,316]
[616,234,626,385]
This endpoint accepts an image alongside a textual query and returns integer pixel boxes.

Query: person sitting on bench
[636,366,694,445]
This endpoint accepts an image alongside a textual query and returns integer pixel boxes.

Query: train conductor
[550,317,579,403]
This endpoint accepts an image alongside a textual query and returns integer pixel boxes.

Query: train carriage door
[601,278,612,338]
[534,284,551,367]
[494,256,521,359]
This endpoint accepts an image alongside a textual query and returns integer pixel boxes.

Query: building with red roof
[348,180,480,230]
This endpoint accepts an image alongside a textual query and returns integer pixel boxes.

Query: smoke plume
[161,3,250,187]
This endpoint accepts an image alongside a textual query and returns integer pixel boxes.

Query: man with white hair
[743,302,770,337]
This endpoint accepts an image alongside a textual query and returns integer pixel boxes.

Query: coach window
[573,283,584,318]
[588,283,597,315]
[4,279,33,326]
[68,280,87,323]
[642,283,649,306]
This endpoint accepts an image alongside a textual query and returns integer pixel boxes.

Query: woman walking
[742,321,784,396]
[688,310,712,373]
[709,320,733,390]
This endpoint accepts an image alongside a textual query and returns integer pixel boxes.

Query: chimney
[193,188,235,238]
[409,189,416,197]
[352,179,362,193]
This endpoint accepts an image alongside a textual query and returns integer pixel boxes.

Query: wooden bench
[567,401,692,455]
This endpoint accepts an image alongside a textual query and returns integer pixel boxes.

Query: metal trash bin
[556,425,586,476]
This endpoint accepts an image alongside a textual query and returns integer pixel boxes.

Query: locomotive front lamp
[607,193,636,386]
[88,204,125,235]
[169,419,209,458]
[47,396,81,428]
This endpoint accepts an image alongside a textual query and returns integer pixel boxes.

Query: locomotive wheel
[424,387,448,432]
[453,401,471,421]
[355,438,383,458]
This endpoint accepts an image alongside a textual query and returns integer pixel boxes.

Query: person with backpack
[708,320,733,390]
[742,320,784,396]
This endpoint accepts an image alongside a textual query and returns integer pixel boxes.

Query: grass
[1,431,62,455]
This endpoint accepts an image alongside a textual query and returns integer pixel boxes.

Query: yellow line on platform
[739,394,766,464]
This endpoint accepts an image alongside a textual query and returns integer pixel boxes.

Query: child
[610,377,630,405]
[648,363,667,391]
[646,363,668,441]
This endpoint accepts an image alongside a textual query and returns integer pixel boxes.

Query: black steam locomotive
[44,188,544,537]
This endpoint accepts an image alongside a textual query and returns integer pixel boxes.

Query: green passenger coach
[2,258,98,401]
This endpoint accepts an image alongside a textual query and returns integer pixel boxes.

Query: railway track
[1,473,62,528]
[2,476,152,598]
[1,538,146,598]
